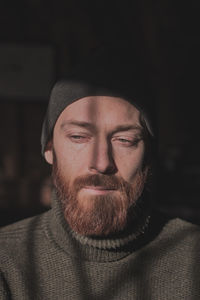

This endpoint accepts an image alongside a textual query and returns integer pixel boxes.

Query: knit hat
[41,45,157,155]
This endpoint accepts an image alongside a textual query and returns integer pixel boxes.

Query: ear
[44,141,53,165]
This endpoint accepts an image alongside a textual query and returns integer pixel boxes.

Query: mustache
[72,174,127,191]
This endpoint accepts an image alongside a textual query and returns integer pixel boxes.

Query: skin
[44,96,145,198]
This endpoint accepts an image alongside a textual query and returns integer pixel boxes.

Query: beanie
[41,45,157,155]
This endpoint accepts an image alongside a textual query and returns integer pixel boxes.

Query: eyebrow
[60,120,143,133]
[111,124,143,134]
[60,120,95,131]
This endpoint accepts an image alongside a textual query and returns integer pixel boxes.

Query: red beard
[52,158,148,237]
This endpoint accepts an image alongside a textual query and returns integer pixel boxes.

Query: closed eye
[71,135,84,139]
[113,137,142,147]
[69,135,91,143]
[118,138,131,143]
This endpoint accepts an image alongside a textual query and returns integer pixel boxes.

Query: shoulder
[0,211,51,253]
[155,214,200,251]
[165,217,200,236]
[148,211,200,252]
[0,211,47,235]
[152,210,200,236]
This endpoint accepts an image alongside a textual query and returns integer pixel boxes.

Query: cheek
[53,140,90,177]
[114,147,145,183]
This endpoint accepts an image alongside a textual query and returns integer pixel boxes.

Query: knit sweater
[1,192,200,300]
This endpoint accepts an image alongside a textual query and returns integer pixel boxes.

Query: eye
[71,135,84,139]
[118,138,131,143]
[112,137,141,147]
[118,138,136,146]
[69,135,90,143]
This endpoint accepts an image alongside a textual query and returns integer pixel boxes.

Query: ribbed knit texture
[1,193,200,299]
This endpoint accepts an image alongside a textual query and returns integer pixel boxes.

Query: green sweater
[1,193,200,300]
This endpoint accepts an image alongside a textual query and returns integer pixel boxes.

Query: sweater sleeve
[0,271,11,300]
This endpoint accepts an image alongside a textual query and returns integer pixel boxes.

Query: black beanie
[41,45,157,155]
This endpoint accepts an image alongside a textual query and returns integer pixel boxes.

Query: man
[1,46,200,299]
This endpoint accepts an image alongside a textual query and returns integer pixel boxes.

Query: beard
[52,155,148,237]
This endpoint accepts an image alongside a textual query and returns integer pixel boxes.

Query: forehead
[56,96,141,127]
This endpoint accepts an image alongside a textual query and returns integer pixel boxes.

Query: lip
[82,186,116,195]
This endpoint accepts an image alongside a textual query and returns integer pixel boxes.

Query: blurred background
[0,0,200,226]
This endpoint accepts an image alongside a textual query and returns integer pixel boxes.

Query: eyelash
[69,135,90,142]
[114,138,141,146]
[71,135,84,139]
[68,134,141,147]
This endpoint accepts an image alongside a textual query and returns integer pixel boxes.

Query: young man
[1,47,200,299]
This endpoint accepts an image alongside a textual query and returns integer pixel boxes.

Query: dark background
[0,0,200,226]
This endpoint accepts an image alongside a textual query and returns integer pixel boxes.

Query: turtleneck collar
[43,189,153,262]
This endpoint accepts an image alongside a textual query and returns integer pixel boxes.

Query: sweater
[1,192,200,300]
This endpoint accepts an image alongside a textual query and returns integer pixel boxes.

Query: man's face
[45,96,148,236]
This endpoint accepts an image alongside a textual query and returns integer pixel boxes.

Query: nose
[89,137,117,175]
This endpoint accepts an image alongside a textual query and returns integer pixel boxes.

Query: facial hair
[52,156,148,237]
